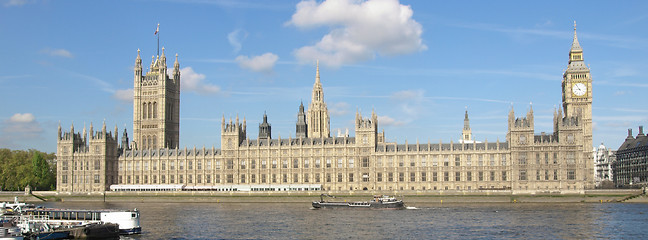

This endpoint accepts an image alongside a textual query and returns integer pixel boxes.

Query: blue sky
[1,0,647,153]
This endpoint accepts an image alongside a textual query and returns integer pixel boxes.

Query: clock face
[572,83,587,96]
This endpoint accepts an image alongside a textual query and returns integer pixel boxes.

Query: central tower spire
[461,108,473,143]
[307,60,330,138]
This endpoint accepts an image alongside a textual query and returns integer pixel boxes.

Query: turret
[121,128,129,151]
[173,53,180,86]
[371,109,377,123]
[355,110,377,146]
[259,112,272,139]
[508,105,515,126]
[135,49,142,79]
[159,47,167,76]
[82,124,87,142]
[527,103,534,124]
[461,109,472,143]
[296,101,308,138]
[102,120,107,137]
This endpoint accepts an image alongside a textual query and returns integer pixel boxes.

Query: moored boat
[0,222,24,240]
[312,194,405,209]
[22,208,141,235]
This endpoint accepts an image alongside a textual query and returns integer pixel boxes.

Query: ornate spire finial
[316,60,320,83]
[570,21,582,52]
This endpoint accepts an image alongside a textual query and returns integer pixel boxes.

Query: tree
[32,152,56,190]
[0,149,56,191]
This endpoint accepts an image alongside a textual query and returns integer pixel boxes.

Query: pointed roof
[311,60,324,103]
[315,60,320,84]
[463,109,470,130]
[263,111,268,123]
[571,21,582,52]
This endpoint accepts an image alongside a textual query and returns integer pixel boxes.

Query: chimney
[639,126,645,137]
[627,128,634,140]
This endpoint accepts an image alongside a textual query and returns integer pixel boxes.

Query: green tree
[32,152,56,190]
[0,149,56,191]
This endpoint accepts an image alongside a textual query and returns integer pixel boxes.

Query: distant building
[593,143,615,188]
[56,24,594,194]
[614,126,648,187]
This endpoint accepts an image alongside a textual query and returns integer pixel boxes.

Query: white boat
[312,194,405,209]
[21,208,141,235]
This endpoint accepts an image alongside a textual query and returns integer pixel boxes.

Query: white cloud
[378,115,405,126]
[288,0,426,67]
[113,88,133,102]
[41,48,73,58]
[392,89,425,102]
[180,67,221,95]
[235,53,279,73]
[614,91,627,96]
[391,89,425,116]
[227,29,248,53]
[1,113,43,142]
[9,113,35,123]
[329,102,350,116]
[4,0,28,7]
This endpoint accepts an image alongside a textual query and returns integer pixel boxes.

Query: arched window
[148,102,152,120]
[153,102,157,118]
[153,135,157,149]
[143,103,147,119]
[147,136,152,150]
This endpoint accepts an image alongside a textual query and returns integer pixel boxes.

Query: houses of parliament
[56,25,594,194]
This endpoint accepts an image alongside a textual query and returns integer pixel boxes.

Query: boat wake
[405,206,419,210]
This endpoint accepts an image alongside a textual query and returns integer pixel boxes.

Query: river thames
[42,201,648,239]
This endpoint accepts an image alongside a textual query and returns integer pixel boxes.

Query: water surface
[42,201,648,239]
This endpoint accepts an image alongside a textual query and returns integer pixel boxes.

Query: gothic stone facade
[56,25,594,194]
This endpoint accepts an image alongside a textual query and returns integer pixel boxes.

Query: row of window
[60,175,100,184]
[61,160,101,171]
[518,169,575,181]
[517,152,577,165]
[114,155,510,171]
[142,102,157,119]
[113,171,510,185]
[107,168,581,186]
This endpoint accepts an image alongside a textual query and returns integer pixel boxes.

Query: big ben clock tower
[561,21,594,188]
[562,22,592,120]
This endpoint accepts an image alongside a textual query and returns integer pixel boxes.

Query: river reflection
[40,201,648,239]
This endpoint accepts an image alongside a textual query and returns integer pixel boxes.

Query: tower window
[153,102,157,118]
[148,102,152,119]
[143,103,147,119]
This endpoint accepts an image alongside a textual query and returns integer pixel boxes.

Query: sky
[1,0,647,153]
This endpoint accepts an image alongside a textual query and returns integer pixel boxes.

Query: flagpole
[157,24,160,56]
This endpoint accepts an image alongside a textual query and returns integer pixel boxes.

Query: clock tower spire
[561,21,594,188]
[562,21,592,121]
